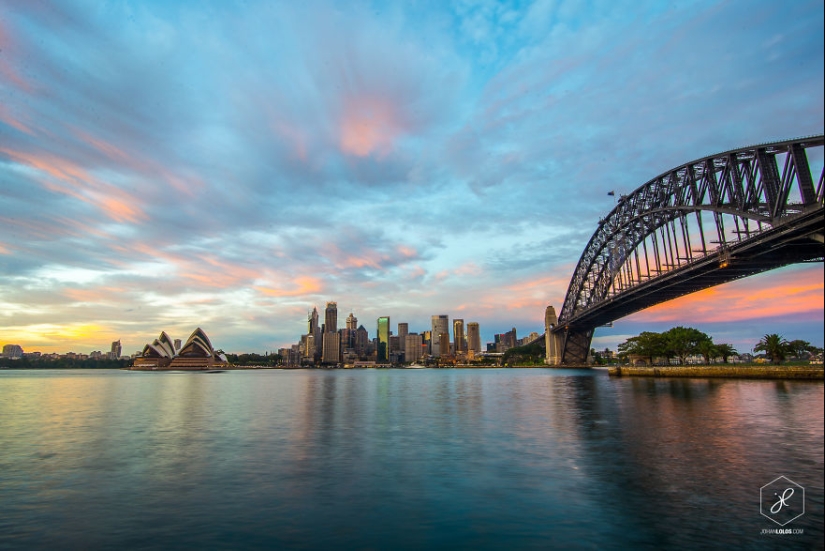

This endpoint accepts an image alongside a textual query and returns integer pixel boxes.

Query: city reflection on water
[0,369,822,549]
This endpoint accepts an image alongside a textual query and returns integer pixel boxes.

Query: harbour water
[1,368,822,549]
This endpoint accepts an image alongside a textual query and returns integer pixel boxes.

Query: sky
[1,0,823,356]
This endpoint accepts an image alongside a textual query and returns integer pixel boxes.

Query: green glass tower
[377,316,390,362]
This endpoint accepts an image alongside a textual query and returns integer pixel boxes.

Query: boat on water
[404,363,427,369]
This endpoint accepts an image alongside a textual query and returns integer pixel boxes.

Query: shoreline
[608,365,824,380]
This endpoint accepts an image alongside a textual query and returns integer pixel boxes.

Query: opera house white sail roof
[133,328,227,370]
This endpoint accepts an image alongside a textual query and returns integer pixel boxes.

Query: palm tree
[715,343,738,364]
[754,334,790,364]
[696,340,719,365]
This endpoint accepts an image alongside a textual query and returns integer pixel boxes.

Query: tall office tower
[377,316,390,362]
[322,332,341,364]
[304,334,315,359]
[431,315,449,355]
[405,333,422,363]
[340,328,352,350]
[346,312,358,331]
[355,325,369,357]
[325,302,338,334]
[467,322,481,354]
[389,335,400,361]
[495,328,517,352]
[110,340,122,360]
[453,319,466,353]
[309,307,320,334]
[397,323,409,353]
[438,332,451,356]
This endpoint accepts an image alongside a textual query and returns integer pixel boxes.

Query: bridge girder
[555,136,824,365]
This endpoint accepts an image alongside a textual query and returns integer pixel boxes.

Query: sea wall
[608,365,824,380]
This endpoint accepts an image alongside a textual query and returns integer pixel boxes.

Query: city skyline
[1,1,823,356]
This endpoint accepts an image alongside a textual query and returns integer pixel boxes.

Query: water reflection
[0,369,821,549]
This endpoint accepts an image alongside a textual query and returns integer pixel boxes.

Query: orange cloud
[339,97,403,157]
[630,267,824,323]
[254,276,324,297]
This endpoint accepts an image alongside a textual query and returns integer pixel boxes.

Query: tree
[787,340,812,359]
[662,326,712,365]
[696,340,719,365]
[715,343,738,364]
[754,334,791,364]
[618,331,665,365]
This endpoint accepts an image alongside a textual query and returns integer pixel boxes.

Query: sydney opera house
[132,328,228,370]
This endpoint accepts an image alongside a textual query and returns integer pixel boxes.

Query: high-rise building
[346,312,357,331]
[304,334,316,360]
[377,316,390,362]
[422,330,432,355]
[453,319,465,353]
[322,331,341,364]
[325,302,338,334]
[397,323,409,354]
[404,333,423,363]
[308,306,322,359]
[431,315,449,355]
[495,328,517,352]
[356,325,369,357]
[439,332,451,357]
[309,307,320,334]
[110,340,122,360]
[467,322,481,354]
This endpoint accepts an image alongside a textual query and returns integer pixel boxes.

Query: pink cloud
[0,147,147,223]
[339,96,404,157]
[0,103,34,135]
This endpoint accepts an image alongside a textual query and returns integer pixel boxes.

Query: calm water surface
[1,368,822,550]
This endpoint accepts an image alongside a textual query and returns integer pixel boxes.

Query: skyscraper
[356,325,369,357]
[110,339,121,360]
[308,307,319,334]
[467,322,481,355]
[346,312,357,331]
[377,316,390,362]
[453,319,465,353]
[397,323,409,354]
[322,331,341,364]
[325,302,338,334]
[431,315,449,355]
[404,333,422,363]
[439,332,451,357]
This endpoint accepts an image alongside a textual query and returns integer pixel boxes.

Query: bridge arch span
[553,135,824,364]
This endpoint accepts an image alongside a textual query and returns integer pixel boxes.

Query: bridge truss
[556,135,824,364]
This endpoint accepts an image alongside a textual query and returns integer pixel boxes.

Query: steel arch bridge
[551,135,824,365]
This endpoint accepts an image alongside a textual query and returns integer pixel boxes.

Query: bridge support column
[544,305,562,365]
[560,328,594,365]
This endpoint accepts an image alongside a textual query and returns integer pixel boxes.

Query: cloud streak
[0,0,822,354]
